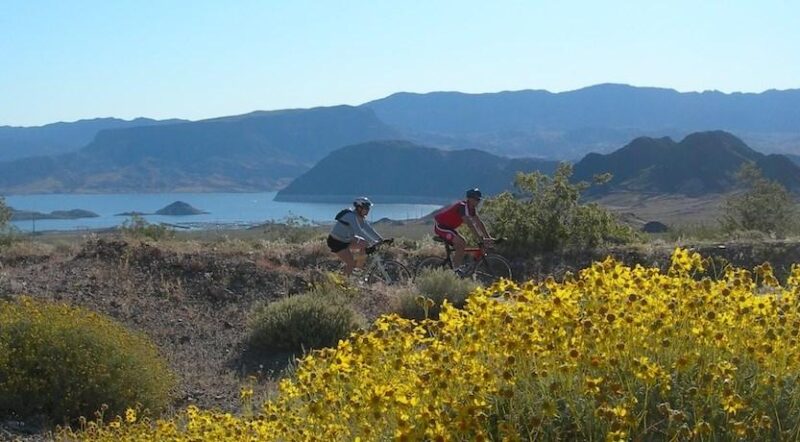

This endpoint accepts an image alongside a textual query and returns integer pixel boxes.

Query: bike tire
[415,256,450,279]
[367,260,412,285]
[473,254,512,285]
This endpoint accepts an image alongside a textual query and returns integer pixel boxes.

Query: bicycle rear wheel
[473,254,512,285]
[367,260,412,285]
[415,256,449,279]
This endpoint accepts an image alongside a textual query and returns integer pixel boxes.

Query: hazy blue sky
[2,0,798,126]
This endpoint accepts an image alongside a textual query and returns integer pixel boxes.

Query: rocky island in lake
[155,201,208,216]
[10,208,99,221]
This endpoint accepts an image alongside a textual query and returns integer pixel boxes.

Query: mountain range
[0,117,186,161]
[0,106,397,193]
[275,140,558,203]
[1,84,799,195]
[363,84,800,159]
[572,131,800,195]
[277,132,800,203]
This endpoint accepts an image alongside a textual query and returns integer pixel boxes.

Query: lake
[5,193,443,232]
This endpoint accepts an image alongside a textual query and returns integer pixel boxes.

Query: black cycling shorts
[327,235,350,253]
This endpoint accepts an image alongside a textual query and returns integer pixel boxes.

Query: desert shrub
[393,268,478,320]
[288,239,334,268]
[247,281,366,354]
[721,163,797,237]
[0,229,20,248]
[0,297,174,423]
[391,287,426,321]
[660,222,725,242]
[120,214,174,241]
[0,196,18,248]
[259,214,322,244]
[0,196,10,230]
[481,163,636,256]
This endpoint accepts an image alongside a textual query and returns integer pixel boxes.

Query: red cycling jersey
[434,200,476,229]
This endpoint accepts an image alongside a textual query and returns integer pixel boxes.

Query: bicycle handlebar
[366,238,394,255]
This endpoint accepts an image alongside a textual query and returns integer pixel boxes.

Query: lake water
[5,193,442,233]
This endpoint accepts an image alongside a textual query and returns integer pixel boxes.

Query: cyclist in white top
[327,197,384,276]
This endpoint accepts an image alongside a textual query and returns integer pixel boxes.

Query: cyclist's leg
[435,224,466,270]
[334,248,355,275]
[350,237,368,270]
[328,235,355,275]
[450,235,466,269]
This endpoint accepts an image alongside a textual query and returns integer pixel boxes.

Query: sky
[2,0,799,126]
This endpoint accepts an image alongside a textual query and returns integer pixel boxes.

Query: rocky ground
[2,234,800,440]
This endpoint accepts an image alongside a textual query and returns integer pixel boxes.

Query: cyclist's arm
[353,216,382,244]
[474,215,492,240]
[462,203,492,241]
[463,215,484,240]
[363,222,383,244]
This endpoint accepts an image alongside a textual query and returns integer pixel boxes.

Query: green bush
[120,214,174,241]
[248,285,366,354]
[0,196,16,247]
[0,196,10,230]
[0,297,174,423]
[259,214,321,244]
[0,229,19,248]
[394,268,478,320]
[481,163,636,255]
[721,163,797,237]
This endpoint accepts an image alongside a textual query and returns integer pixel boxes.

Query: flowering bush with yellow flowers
[0,297,174,424]
[60,248,800,441]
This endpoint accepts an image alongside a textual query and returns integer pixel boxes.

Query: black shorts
[327,235,350,253]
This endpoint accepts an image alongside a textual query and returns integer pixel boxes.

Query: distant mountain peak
[571,83,669,92]
[574,131,800,195]
[680,130,747,144]
[275,140,558,203]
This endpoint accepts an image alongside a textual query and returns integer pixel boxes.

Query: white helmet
[353,196,373,209]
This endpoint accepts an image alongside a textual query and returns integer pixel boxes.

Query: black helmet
[466,188,482,200]
[353,196,373,209]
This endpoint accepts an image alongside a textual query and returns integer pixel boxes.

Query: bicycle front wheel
[473,254,512,285]
[367,260,412,285]
[415,256,449,279]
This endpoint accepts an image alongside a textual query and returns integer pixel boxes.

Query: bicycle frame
[418,237,510,284]
[360,241,411,285]
[440,241,490,268]
[363,253,387,278]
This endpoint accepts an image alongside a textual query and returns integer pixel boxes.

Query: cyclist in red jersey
[434,188,494,274]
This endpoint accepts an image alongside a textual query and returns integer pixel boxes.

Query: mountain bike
[416,237,512,284]
[320,239,412,285]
